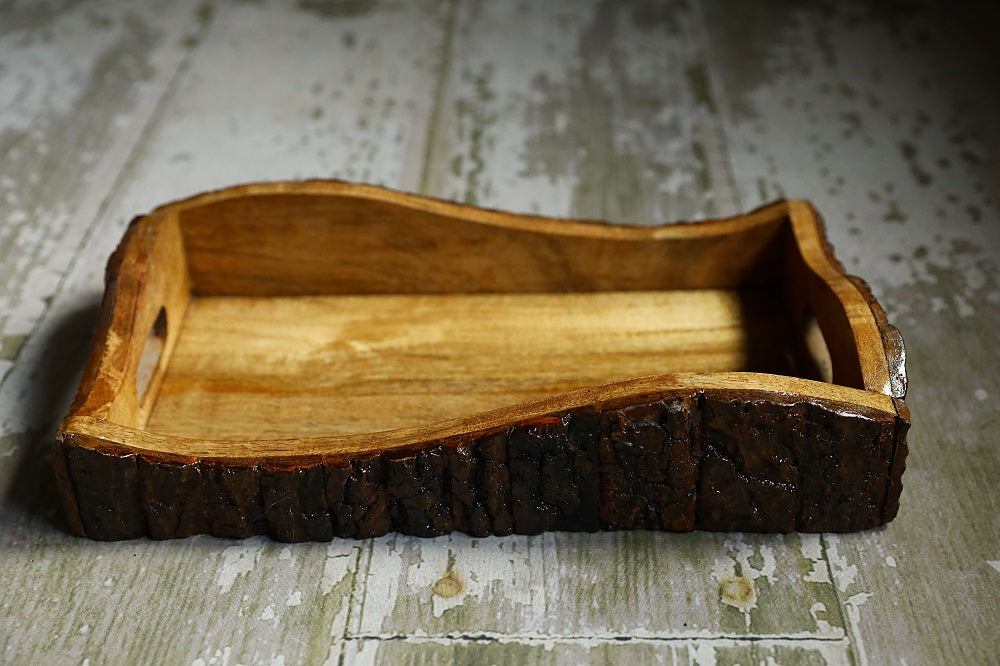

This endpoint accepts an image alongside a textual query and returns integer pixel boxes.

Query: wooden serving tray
[54,181,909,541]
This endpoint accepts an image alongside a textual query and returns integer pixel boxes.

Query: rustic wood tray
[54,181,909,541]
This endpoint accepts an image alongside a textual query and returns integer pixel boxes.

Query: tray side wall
[54,212,192,533]
[54,390,908,541]
[784,201,896,394]
[66,212,191,428]
[174,191,789,295]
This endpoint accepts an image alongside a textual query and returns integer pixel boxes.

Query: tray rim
[58,180,907,467]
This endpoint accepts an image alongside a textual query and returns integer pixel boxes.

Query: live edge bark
[53,390,909,541]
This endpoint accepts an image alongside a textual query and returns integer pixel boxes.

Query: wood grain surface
[148,290,793,438]
[1,1,997,664]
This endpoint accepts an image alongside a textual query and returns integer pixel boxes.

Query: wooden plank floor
[1,1,997,663]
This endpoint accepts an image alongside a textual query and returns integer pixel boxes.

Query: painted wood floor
[1,1,998,664]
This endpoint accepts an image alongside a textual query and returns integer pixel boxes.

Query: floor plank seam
[417,0,461,196]
[688,0,743,214]
[820,532,859,664]
[339,633,850,644]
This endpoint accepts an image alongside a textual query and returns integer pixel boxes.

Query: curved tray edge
[56,381,907,541]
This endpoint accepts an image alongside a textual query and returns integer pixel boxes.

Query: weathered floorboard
[0,1,452,663]
[0,0,208,383]
[420,0,740,222]
[1,0,997,663]
[341,638,851,666]
[702,1,1000,663]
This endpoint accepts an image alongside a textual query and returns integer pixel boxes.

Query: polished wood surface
[62,184,900,448]
[147,290,797,439]
[55,182,907,541]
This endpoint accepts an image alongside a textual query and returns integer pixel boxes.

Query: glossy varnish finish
[54,181,908,541]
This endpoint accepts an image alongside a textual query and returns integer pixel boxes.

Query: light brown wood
[64,371,897,461]
[145,289,800,439]
[783,200,897,394]
[66,182,896,439]
[173,181,789,296]
[63,181,902,457]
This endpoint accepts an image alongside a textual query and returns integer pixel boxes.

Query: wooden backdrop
[0,1,997,663]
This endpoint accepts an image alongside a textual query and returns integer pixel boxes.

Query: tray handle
[784,201,897,396]
[65,212,190,429]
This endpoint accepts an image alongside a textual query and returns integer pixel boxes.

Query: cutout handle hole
[802,309,834,384]
[136,307,168,404]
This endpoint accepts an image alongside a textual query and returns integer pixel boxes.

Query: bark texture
[54,392,909,541]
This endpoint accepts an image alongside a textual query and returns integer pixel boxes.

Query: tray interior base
[146,290,802,439]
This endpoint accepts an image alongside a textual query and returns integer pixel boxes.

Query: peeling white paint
[709,535,786,628]
[717,535,779,585]
[190,647,233,666]
[689,643,718,666]
[808,602,838,637]
[320,545,357,595]
[709,553,736,582]
[348,639,381,666]
[847,592,872,607]
[359,533,554,632]
[953,294,975,318]
[428,0,737,222]
[824,535,872,664]
[800,534,832,584]
[216,540,267,594]
[824,536,859,594]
